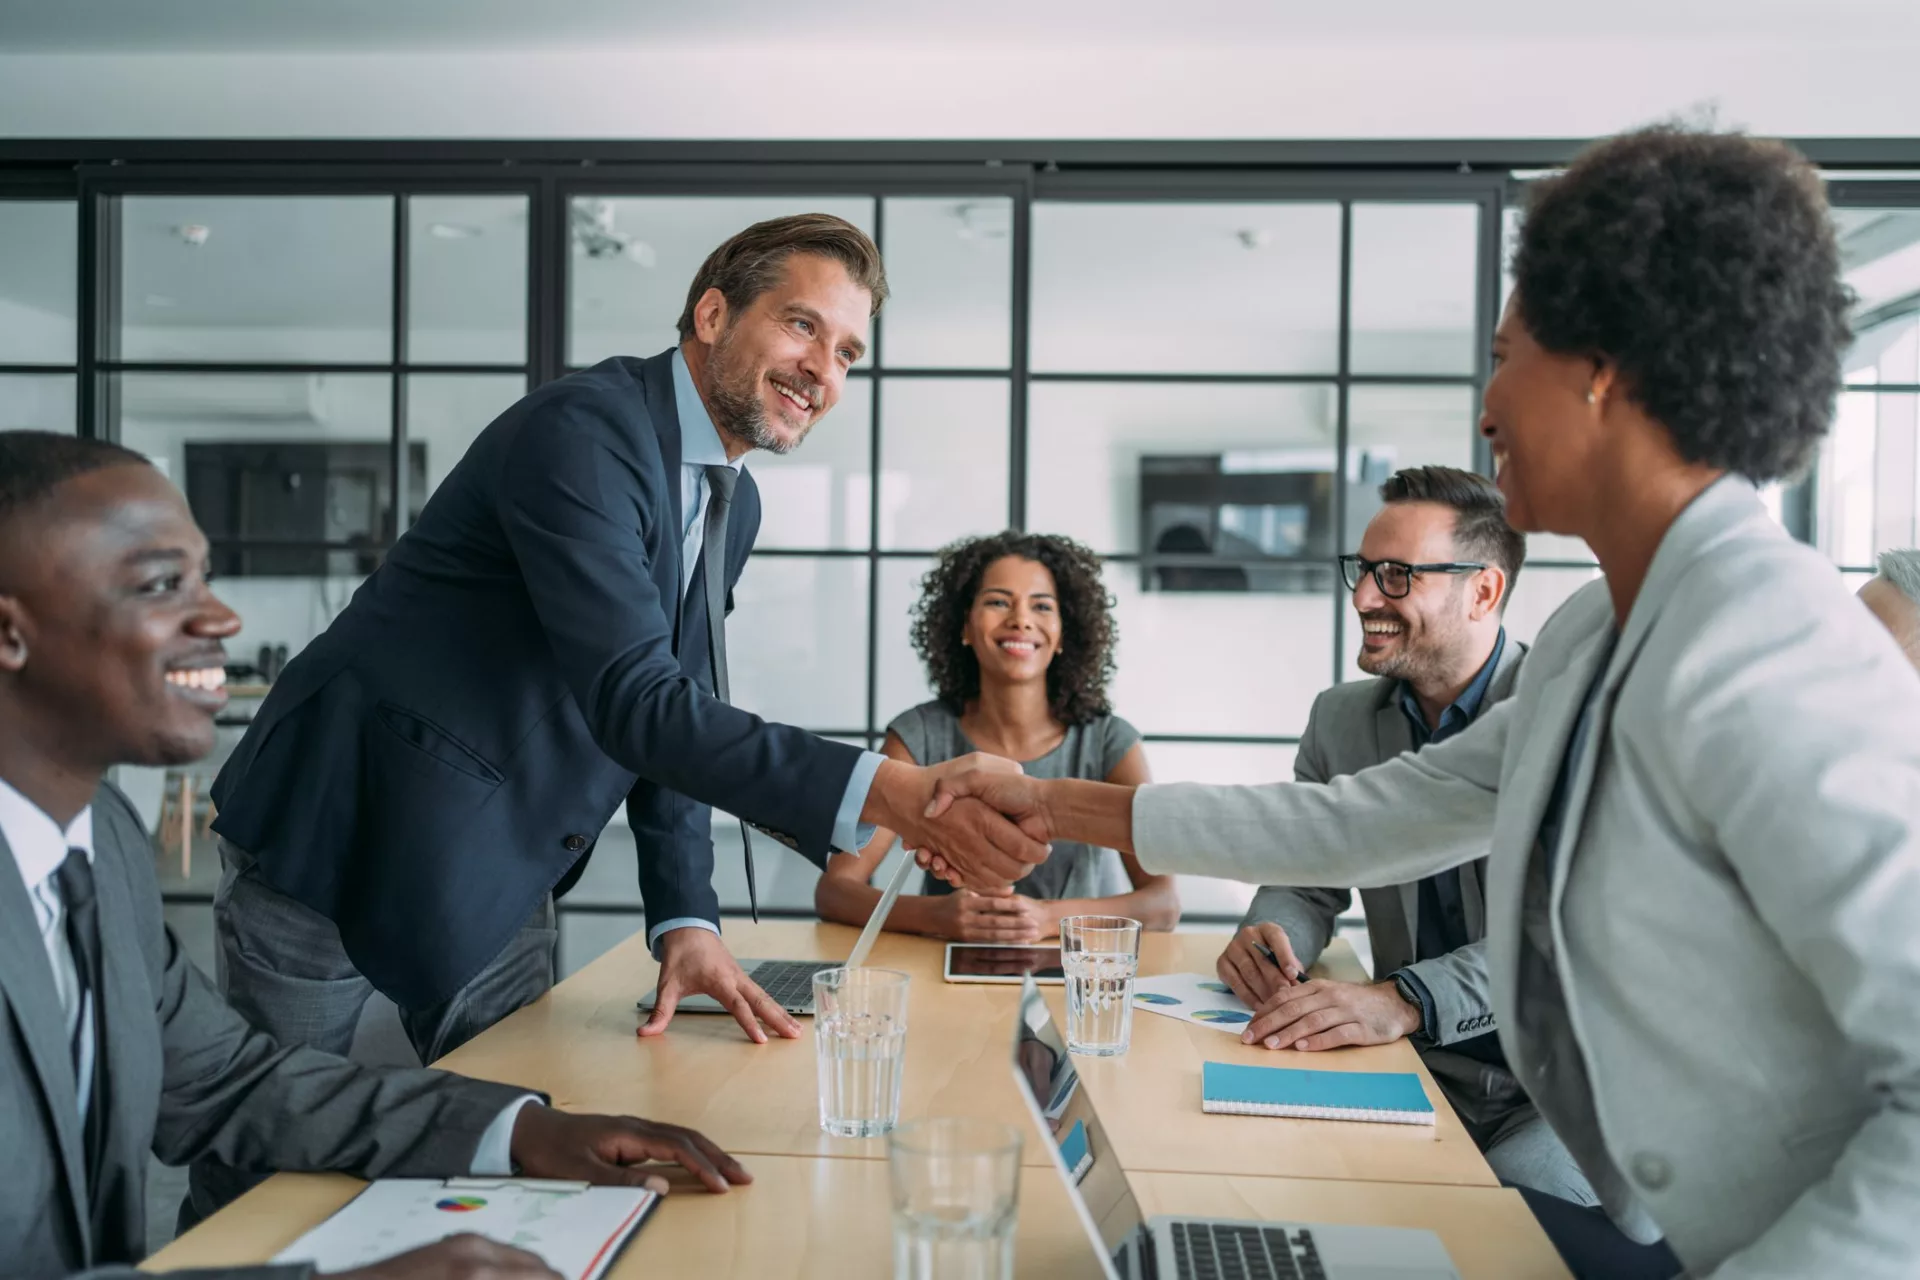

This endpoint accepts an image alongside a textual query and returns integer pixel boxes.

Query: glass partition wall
[7,156,1910,952]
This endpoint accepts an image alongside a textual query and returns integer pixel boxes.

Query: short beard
[704,324,814,456]
[1355,594,1468,687]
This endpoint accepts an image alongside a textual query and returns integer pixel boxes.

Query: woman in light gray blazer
[926,127,1920,1280]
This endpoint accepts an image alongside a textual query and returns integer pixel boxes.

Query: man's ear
[692,287,731,346]
[0,596,28,673]
[1469,567,1507,622]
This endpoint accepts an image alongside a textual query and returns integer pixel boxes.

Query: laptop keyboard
[753,960,836,1008]
[1171,1223,1326,1280]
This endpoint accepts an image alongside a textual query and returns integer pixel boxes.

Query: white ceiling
[0,0,1914,52]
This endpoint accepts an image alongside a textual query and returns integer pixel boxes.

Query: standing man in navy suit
[194,215,1044,1220]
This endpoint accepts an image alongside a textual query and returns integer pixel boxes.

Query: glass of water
[1059,915,1142,1057]
[889,1117,1023,1280]
[814,967,910,1138]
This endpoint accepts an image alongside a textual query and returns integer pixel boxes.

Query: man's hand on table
[1240,978,1422,1052]
[1215,922,1307,1007]
[509,1101,751,1194]
[640,926,801,1043]
[906,767,1056,888]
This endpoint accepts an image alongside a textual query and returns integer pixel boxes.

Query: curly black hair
[1511,125,1854,482]
[910,531,1116,726]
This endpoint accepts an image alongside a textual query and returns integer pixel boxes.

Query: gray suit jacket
[1240,640,1525,1118]
[0,782,534,1280]
[1132,478,1920,1279]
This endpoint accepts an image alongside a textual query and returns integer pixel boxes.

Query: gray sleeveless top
[887,700,1141,901]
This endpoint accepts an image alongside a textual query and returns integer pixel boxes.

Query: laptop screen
[1009,978,1151,1276]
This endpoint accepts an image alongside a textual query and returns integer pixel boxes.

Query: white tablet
[944,942,1067,985]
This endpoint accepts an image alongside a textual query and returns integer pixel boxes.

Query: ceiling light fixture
[175,224,210,247]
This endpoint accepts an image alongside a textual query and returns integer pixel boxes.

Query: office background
[1,4,1917,978]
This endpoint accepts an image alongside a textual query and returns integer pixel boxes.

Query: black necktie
[54,847,108,1197]
[701,464,758,922]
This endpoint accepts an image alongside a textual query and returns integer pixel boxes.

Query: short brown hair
[1378,465,1525,610]
[676,213,888,341]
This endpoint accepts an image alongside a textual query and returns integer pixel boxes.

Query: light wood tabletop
[146,1158,1565,1278]
[429,921,1496,1185]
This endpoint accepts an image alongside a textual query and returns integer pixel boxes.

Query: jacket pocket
[373,702,504,785]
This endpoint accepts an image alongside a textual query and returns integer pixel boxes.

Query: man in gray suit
[1857,548,1920,667]
[0,432,749,1280]
[1212,466,1592,1207]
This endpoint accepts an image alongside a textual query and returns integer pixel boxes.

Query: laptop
[639,958,838,1017]
[1010,977,1463,1280]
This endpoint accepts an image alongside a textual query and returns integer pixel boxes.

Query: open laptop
[1010,977,1463,1280]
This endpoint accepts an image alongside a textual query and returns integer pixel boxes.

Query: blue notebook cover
[1202,1062,1435,1125]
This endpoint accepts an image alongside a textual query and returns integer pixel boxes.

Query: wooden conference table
[149,922,1570,1278]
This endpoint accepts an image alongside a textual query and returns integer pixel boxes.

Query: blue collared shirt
[648,351,883,953]
[1391,628,1508,1066]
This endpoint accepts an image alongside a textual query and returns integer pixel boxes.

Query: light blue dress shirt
[646,351,883,953]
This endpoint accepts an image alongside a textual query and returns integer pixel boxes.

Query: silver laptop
[638,958,837,1017]
[1010,977,1463,1280]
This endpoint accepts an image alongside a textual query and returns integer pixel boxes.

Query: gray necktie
[55,848,106,1195]
[701,464,758,921]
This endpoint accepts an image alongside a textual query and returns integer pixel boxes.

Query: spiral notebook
[1202,1062,1436,1126]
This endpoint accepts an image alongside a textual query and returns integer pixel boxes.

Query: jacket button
[563,834,588,853]
[1630,1153,1672,1191]
[1455,1021,1468,1034]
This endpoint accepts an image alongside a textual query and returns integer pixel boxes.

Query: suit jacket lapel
[1370,693,1426,940]
[639,352,687,651]
[0,826,90,1253]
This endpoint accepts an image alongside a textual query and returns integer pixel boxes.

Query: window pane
[1837,208,1920,380]
[118,196,393,362]
[879,196,1011,369]
[1505,565,1604,646]
[1107,564,1333,737]
[1526,531,1598,565]
[1028,381,1337,554]
[1344,384,1479,546]
[744,376,872,550]
[406,374,528,499]
[1032,203,1341,374]
[408,195,528,365]
[567,196,876,368]
[212,575,367,667]
[1142,741,1302,921]
[728,555,869,730]
[875,557,936,733]
[0,373,75,433]
[1819,392,1919,565]
[879,377,1010,550]
[115,373,398,576]
[1350,203,1480,376]
[0,201,76,362]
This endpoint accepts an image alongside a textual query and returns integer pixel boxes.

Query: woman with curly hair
[925,127,1920,1279]
[815,531,1177,940]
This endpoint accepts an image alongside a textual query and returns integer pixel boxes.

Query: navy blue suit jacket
[210,351,862,1009]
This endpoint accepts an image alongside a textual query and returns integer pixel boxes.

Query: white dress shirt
[0,775,97,1122]
[0,775,533,1175]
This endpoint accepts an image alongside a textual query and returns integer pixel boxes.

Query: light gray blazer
[0,782,533,1280]
[1133,478,1920,1279]
[1241,641,1525,1112]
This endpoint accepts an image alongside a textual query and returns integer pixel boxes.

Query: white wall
[1,38,1919,141]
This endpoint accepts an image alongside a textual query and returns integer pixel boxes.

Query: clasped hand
[877,754,1052,891]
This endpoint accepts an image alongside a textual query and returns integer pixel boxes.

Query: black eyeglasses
[1337,555,1488,599]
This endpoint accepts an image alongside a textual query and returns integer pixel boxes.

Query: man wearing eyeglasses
[1213,465,1593,1208]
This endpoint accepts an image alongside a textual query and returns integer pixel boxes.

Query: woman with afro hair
[815,531,1177,941]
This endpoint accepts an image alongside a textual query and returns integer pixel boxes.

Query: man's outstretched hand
[910,768,1058,888]
[510,1102,752,1195]
[865,755,1051,890]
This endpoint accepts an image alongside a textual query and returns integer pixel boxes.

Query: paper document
[273,1178,658,1280]
[1131,972,1256,1032]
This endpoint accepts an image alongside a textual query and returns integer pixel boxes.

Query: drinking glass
[889,1117,1023,1280]
[813,966,910,1137]
[1059,915,1142,1056]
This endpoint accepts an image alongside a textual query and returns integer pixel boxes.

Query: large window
[17,150,1911,944]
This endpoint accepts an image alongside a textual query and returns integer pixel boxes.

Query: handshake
[863,754,1090,890]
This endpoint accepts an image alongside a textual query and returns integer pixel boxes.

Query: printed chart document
[1131,972,1255,1031]
[273,1178,658,1280]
